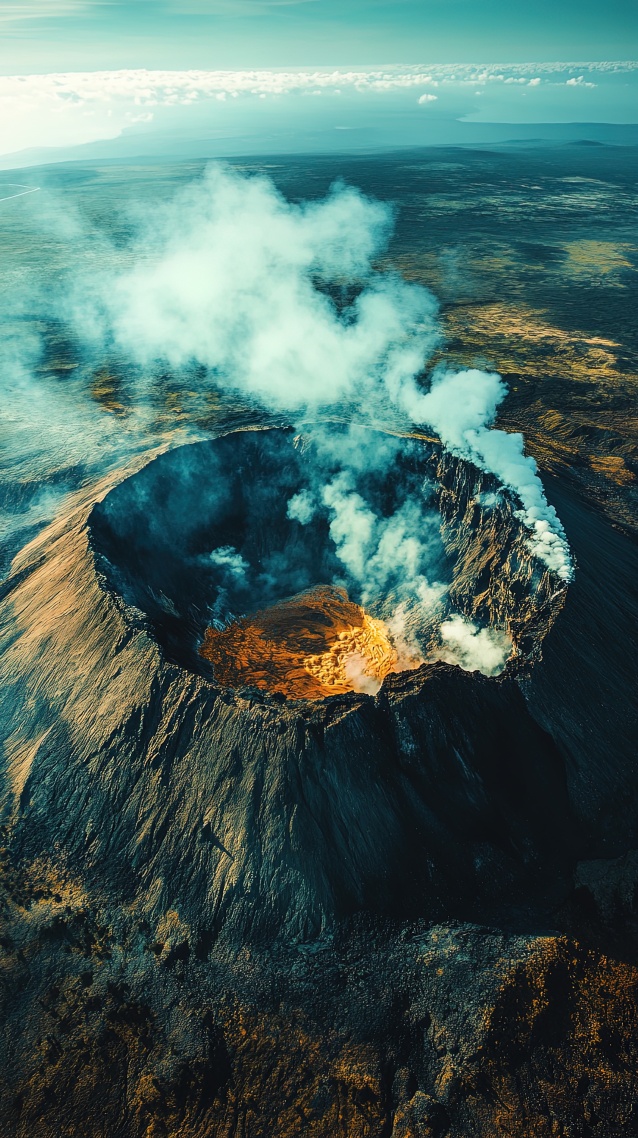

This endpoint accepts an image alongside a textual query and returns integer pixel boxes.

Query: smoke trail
[395,368,572,579]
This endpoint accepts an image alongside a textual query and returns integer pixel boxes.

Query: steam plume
[2,164,573,682]
[434,616,513,678]
[73,164,572,584]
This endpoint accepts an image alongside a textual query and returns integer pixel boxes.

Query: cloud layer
[2,60,635,104]
[1,61,635,157]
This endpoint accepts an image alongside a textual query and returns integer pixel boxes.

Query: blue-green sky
[1,0,637,71]
[0,1,635,162]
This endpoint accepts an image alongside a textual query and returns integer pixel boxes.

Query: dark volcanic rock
[1,885,637,1138]
[521,476,638,854]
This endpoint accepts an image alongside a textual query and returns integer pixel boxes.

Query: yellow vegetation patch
[90,368,126,413]
[443,303,625,385]
[589,454,635,485]
[480,936,638,1137]
[563,239,635,282]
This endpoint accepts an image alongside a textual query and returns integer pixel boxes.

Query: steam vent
[2,424,638,1136]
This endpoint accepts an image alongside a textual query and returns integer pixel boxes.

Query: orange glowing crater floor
[199,585,400,699]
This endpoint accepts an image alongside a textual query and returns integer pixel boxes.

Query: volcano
[1,425,572,939]
[2,424,637,1136]
[2,141,638,1138]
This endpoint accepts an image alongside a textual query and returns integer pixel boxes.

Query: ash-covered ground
[1,144,637,1137]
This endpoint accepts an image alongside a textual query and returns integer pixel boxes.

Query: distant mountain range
[1,119,637,172]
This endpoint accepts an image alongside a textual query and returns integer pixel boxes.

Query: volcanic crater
[89,425,566,700]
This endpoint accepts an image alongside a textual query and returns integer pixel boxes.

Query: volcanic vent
[90,425,566,699]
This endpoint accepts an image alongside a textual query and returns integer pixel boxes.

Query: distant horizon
[0,60,637,168]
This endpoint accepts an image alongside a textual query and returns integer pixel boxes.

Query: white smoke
[31,163,573,681]
[83,167,439,413]
[320,472,446,615]
[392,367,572,578]
[209,545,248,578]
[207,545,250,626]
[286,489,316,526]
[73,165,572,584]
[434,615,512,677]
[284,426,449,669]
[344,654,383,697]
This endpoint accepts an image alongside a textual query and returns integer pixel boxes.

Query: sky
[1,0,637,72]
[0,1,636,162]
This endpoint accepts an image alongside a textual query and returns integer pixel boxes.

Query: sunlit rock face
[200,585,399,698]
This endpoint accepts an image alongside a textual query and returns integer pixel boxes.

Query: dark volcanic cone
[0,426,573,943]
